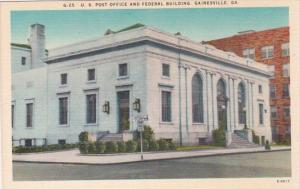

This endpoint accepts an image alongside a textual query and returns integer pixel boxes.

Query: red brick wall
[206,27,290,142]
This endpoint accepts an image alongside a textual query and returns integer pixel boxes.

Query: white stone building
[12,23,272,147]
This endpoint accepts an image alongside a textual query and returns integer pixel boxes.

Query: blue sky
[11,8,288,49]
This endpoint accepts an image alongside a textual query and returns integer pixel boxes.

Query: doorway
[217,79,228,131]
[117,91,130,133]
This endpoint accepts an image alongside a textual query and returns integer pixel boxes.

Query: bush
[136,125,155,142]
[158,139,169,151]
[212,128,226,147]
[88,142,97,154]
[105,141,118,153]
[265,140,271,150]
[95,141,106,153]
[252,130,260,144]
[168,141,177,150]
[79,131,89,143]
[148,139,159,151]
[79,142,89,154]
[12,143,78,153]
[137,140,150,152]
[126,140,137,152]
[117,141,126,153]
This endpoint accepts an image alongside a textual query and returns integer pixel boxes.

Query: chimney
[28,23,45,68]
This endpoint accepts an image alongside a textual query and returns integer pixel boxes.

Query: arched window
[217,79,228,130]
[217,79,226,98]
[192,74,203,123]
[238,82,246,124]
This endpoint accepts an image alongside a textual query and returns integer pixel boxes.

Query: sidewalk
[13,146,291,165]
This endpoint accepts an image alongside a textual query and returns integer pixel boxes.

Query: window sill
[85,123,98,127]
[86,80,96,84]
[161,76,170,80]
[117,76,129,80]
[59,85,68,88]
[192,122,205,126]
[58,124,69,127]
[261,57,273,60]
[26,127,34,129]
[159,122,174,125]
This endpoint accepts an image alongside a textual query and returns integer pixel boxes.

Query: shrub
[158,139,169,151]
[148,139,159,151]
[12,143,78,154]
[88,142,97,154]
[137,140,150,152]
[168,141,177,150]
[136,125,155,142]
[117,141,126,153]
[123,120,130,131]
[79,142,89,154]
[79,131,89,143]
[126,140,137,152]
[252,130,260,144]
[212,128,226,147]
[95,141,106,153]
[265,140,271,150]
[105,141,118,153]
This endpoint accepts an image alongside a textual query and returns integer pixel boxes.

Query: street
[13,151,291,180]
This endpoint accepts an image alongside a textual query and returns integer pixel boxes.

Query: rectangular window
[26,103,33,128]
[258,85,263,94]
[283,107,290,119]
[21,57,26,65]
[59,97,68,125]
[283,84,289,98]
[118,63,128,77]
[162,64,170,77]
[58,139,66,145]
[11,105,14,128]
[86,94,97,124]
[270,85,276,99]
[259,103,264,125]
[282,64,290,77]
[161,91,172,122]
[242,48,255,59]
[25,139,32,147]
[261,45,274,59]
[88,68,95,81]
[271,106,277,119]
[61,73,67,85]
[281,42,289,57]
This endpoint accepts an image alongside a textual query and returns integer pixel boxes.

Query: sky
[11,8,288,49]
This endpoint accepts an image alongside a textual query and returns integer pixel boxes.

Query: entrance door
[217,79,228,131]
[117,91,130,133]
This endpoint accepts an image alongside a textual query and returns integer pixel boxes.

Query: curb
[13,147,291,166]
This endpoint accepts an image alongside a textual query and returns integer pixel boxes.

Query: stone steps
[228,133,260,148]
[98,133,123,142]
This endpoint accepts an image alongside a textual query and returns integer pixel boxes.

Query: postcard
[0,0,299,189]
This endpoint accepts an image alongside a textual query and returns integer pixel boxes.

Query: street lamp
[133,98,141,112]
[102,101,110,114]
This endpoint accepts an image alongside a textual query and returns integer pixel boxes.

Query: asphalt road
[13,150,291,180]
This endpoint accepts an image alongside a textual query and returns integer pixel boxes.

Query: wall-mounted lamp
[264,109,267,113]
[102,101,110,114]
[133,98,141,113]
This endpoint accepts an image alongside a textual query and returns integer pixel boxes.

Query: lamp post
[133,98,141,112]
[102,101,110,114]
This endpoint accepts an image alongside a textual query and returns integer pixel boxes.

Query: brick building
[206,27,290,143]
